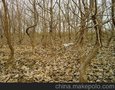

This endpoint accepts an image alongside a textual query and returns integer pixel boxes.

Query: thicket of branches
[0,0,115,82]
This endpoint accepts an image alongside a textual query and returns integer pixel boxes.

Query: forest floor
[0,42,115,83]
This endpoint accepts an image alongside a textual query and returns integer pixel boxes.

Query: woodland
[0,0,115,82]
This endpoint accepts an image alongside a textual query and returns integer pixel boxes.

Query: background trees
[0,0,114,45]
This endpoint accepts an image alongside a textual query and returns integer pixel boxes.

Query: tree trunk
[2,0,14,61]
[79,45,99,82]
[90,0,102,47]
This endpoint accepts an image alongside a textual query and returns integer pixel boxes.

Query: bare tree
[58,0,61,39]
[90,0,102,47]
[2,0,14,61]
[49,0,53,34]
[107,0,115,46]
[111,0,115,27]
[25,0,37,50]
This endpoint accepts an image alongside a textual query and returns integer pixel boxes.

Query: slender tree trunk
[49,0,54,47]
[49,0,53,34]
[2,0,14,61]
[90,0,102,47]
[32,0,37,49]
[79,45,99,82]
[107,0,115,46]
[111,0,115,27]
[58,0,61,39]
[77,0,86,45]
